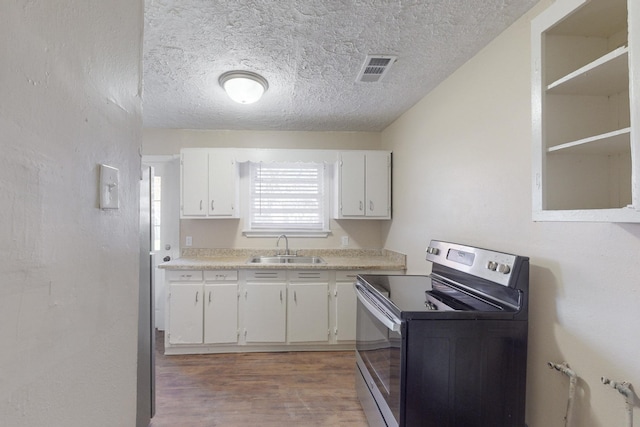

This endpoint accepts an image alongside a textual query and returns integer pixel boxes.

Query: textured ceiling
[143,0,538,132]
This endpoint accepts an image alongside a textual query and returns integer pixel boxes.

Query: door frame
[142,155,180,330]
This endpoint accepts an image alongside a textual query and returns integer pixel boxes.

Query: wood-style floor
[150,331,368,427]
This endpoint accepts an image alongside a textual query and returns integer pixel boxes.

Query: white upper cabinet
[334,151,391,219]
[531,0,640,222]
[181,149,208,217]
[208,154,237,217]
[180,148,239,219]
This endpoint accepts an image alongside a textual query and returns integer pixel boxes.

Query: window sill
[242,230,331,238]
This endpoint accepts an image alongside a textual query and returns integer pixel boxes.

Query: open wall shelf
[531,0,640,222]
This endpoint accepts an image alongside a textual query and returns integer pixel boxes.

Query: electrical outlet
[185,236,192,247]
[341,236,349,247]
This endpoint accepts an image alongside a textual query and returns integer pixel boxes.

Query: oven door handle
[356,286,402,333]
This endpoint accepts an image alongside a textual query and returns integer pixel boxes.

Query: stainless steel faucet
[276,234,290,256]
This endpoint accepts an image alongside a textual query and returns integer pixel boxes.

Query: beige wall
[0,1,142,426]
[143,128,381,153]
[381,1,640,426]
[12,0,640,425]
[143,129,386,249]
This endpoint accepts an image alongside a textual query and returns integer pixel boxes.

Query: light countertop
[159,248,406,271]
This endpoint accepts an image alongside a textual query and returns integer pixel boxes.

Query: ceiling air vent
[356,55,397,83]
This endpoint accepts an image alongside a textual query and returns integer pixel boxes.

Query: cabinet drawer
[166,270,203,282]
[290,271,329,282]
[204,270,238,281]
[335,271,362,282]
[245,270,287,281]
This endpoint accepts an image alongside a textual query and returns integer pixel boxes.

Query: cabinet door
[365,152,390,217]
[244,283,287,343]
[288,283,329,343]
[181,150,208,217]
[335,281,357,341]
[168,283,203,344]
[208,154,236,217]
[204,283,238,344]
[339,151,366,216]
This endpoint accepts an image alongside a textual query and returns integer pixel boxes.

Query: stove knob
[425,301,438,311]
[497,264,511,274]
[427,247,440,255]
[487,261,498,271]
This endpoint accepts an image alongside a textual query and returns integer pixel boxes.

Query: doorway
[142,155,180,331]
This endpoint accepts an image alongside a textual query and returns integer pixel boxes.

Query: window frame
[241,161,332,237]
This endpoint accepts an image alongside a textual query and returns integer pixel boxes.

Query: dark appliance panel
[404,320,528,426]
[355,240,529,427]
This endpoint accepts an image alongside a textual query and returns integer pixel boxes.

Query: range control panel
[426,240,526,288]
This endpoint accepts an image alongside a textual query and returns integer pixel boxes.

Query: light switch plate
[100,164,119,209]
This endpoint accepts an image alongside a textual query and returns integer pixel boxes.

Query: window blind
[249,162,325,230]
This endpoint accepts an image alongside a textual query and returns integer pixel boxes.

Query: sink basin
[247,255,326,265]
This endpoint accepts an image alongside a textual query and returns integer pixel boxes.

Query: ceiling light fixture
[219,71,268,104]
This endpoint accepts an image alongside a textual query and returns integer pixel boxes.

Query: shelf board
[546,46,628,95]
[547,127,631,155]
[545,0,627,38]
[533,206,640,223]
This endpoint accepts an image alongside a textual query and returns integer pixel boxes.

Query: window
[248,161,328,233]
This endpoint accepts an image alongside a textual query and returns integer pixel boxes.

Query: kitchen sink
[247,255,326,264]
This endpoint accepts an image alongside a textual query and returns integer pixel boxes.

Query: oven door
[355,283,402,427]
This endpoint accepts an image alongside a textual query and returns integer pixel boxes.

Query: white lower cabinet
[243,282,287,343]
[203,271,239,344]
[334,271,359,342]
[204,283,238,344]
[168,282,203,345]
[241,270,287,343]
[166,270,238,347]
[165,267,402,354]
[288,271,329,343]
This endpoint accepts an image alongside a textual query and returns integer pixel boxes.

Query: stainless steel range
[355,240,529,427]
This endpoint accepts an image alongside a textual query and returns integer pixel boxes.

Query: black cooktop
[357,274,521,320]
[359,274,434,312]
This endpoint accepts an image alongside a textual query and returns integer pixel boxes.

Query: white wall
[143,128,382,154]
[143,129,386,250]
[381,1,640,426]
[0,2,143,426]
